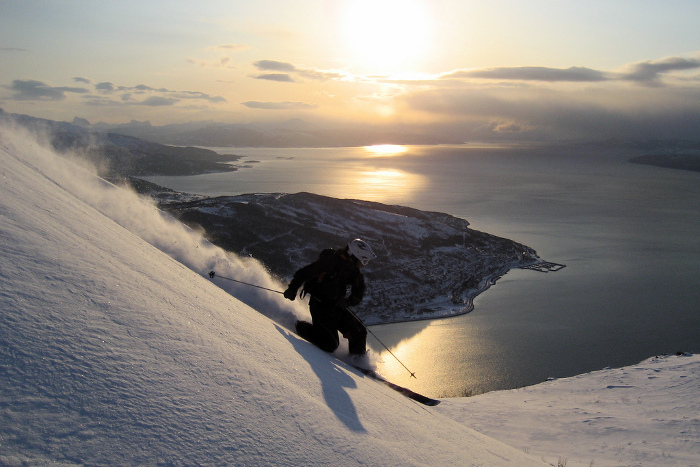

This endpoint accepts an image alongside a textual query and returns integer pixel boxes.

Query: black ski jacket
[288,250,365,306]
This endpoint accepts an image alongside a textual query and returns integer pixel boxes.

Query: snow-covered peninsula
[1,123,698,466]
[155,190,543,324]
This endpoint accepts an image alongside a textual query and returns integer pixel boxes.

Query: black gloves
[283,286,297,301]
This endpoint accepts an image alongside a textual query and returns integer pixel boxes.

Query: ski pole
[344,306,417,379]
[208,270,283,294]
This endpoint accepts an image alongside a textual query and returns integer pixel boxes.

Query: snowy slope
[439,354,699,466]
[0,125,543,465]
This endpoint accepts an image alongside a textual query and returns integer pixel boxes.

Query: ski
[350,364,441,406]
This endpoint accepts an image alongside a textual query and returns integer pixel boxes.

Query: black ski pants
[298,299,367,355]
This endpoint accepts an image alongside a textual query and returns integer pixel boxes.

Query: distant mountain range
[81,116,450,148]
[0,110,242,178]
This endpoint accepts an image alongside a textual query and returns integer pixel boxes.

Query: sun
[339,0,432,72]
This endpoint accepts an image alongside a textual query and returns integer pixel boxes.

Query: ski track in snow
[1,123,698,466]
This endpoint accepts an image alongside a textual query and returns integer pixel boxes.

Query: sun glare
[339,0,431,72]
[363,144,408,157]
[352,168,427,203]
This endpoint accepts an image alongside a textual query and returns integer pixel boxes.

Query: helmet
[347,239,376,265]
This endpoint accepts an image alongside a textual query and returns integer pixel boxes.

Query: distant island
[630,154,700,172]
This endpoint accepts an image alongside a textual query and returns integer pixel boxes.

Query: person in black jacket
[284,239,376,355]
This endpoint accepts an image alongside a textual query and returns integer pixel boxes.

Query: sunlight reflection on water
[352,167,427,202]
[369,318,502,398]
[147,146,428,206]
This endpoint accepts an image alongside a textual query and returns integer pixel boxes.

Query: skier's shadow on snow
[276,325,366,433]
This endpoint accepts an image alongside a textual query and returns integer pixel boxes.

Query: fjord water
[148,145,700,396]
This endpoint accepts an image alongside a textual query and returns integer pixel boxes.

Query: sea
[147,144,700,397]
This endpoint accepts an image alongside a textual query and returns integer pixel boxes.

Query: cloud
[96,82,119,92]
[621,57,700,85]
[4,79,88,101]
[252,73,295,82]
[140,96,179,106]
[251,61,297,82]
[444,66,609,82]
[490,121,522,133]
[95,82,167,94]
[90,81,226,104]
[400,81,700,141]
[298,69,345,81]
[253,60,297,72]
[134,84,156,92]
[187,56,235,68]
[251,60,345,82]
[186,43,249,68]
[0,47,29,52]
[438,56,700,87]
[211,43,249,52]
[173,91,226,103]
[241,101,317,110]
[83,96,122,107]
[73,77,92,84]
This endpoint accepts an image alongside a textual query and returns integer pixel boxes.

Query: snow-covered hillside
[0,125,542,465]
[1,123,698,467]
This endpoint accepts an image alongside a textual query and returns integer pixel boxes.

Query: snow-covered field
[1,124,697,466]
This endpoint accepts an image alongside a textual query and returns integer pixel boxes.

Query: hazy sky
[2,0,700,142]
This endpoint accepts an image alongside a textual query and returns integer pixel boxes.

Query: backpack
[318,247,335,260]
[300,248,338,299]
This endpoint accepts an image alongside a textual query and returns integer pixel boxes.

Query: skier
[283,239,376,356]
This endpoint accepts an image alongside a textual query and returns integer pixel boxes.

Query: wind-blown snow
[1,123,697,466]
